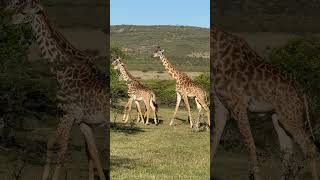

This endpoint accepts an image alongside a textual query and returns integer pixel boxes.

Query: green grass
[110,107,210,180]
[213,150,319,180]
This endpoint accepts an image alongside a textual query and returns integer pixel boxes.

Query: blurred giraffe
[211,25,319,180]
[4,0,108,179]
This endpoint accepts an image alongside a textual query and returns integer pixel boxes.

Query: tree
[269,37,320,136]
[0,16,57,142]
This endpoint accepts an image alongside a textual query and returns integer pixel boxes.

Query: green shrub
[143,80,176,106]
[0,16,58,169]
[194,73,210,92]
[0,16,58,135]
[269,37,320,136]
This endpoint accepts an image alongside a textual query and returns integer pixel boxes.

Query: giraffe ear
[160,49,165,53]
[30,0,43,12]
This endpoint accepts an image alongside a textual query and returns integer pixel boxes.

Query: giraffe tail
[204,90,208,103]
[304,93,320,151]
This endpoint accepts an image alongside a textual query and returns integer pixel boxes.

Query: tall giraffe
[153,48,210,128]
[211,25,319,180]
[112,57,158,125]
[5,1,108,179]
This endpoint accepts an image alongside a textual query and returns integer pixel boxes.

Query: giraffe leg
[42,135,55,180]
[124,98,134,123]
[144,99,151,125]
[170,92,182,126]
[195,98,202,128]
[122,99,131,122]
[149,99,158,125]
[85,141,95,180]
[197,97,210,126]
[272,114,295,180]
[233,106,261,180]
[181,94,193,128]
[134,101,144,123]
[42,115,74,180]
[211,96,229,176]
[79,123,106,180]
[135,102,140,122]
[52,115,74,180]
[278,115,319,180]
[143,104,147,120]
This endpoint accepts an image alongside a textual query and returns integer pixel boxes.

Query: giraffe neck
[159,55,179,79]
[212,26,263,70]
[118,65,136,82]
[30,12,89,63]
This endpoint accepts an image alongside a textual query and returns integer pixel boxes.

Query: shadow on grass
[175,117,189,125]
[111,155,139,169]
[210,177,220,180]
[143,118,164,125]
[174,118,209,132]
[110,122,145,135]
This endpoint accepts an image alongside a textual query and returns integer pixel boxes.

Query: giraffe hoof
[249,173,262,180]
[249,173,255,180]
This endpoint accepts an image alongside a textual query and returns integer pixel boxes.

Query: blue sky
[111,0,210,28]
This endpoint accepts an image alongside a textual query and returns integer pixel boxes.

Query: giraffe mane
[121,63,137,81]
[39,10,92,61]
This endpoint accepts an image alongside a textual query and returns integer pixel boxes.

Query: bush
[269,37,320,136]
[0,16,58,139]
[194,73,210,92]
[0,16,58,172]
[143,80,177,106]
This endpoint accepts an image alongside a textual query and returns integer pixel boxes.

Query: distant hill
[34,0,107,28]
[213,0,320,32]
[214,0,320,16]
[111,25,210,72]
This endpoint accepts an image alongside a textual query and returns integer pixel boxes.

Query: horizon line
[110,23,210,29]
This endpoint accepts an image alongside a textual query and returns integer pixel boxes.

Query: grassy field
[213,151,319,180]
[110,106,210,179]
[0,122,108,180]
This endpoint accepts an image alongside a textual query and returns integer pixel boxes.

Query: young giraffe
[211,25,319,180]
[112,57,159,125]
[5,1,108,179]
[153,48,210,128]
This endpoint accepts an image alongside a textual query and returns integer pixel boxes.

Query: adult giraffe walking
[153,47,210,128]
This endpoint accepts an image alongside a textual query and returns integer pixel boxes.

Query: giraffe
[211,25,319,180]
[112,57,159,125]
[5,0,108,179]
[153,47,210,128]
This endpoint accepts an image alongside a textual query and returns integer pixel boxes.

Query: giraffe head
[153,47,165,58]
[111,57,124,70]
[8,0,43,25]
